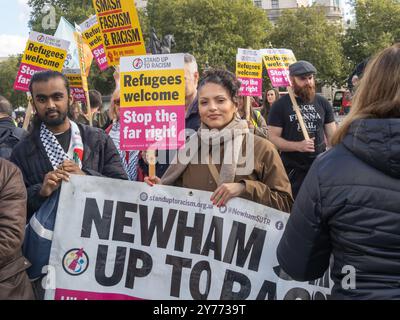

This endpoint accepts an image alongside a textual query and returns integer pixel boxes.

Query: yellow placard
[236,61,262,79]
[21,41,67,72]
[93,0,146,66]
[74,32,90,92]
[82,24,104,50]
[65,73,83,87]
[262,54,297,69]
[120,69,185,108]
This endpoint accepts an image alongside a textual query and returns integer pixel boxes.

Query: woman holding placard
[145,68,293,212]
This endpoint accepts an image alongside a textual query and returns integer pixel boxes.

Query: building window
[254,0,262,7]
[271,0,279,9]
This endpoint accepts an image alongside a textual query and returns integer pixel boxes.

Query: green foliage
[0,56,27,108]
[270,6,348,86]
[145,0,272,73]
[343,0,400,68]
[28,0,94,34]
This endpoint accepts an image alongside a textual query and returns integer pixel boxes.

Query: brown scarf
[161,117,249,186]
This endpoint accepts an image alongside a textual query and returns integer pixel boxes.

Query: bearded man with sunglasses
[268,61,337,199]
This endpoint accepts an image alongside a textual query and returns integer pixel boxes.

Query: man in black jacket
[10,71,128,219]
[0,96,27,159]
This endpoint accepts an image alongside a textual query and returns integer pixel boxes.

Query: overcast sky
[0,0,30,57]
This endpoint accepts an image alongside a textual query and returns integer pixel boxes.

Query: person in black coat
[277,44,400,299]
[0,96,27,159]
[10,71,128,219]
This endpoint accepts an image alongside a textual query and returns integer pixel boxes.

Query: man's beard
[40,109,68,127]
[293,82,316,103]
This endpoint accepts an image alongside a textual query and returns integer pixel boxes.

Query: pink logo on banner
[14,64,47,92]
[92,45,108,71]
[55,289,142,300]
[267,69,291,87]
[120,106,186,151]
[71,88,86,103]
[238,77,262,97]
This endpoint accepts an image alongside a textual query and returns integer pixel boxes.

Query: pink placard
[120,106,186,151]
[267,69,291,87]
[92,44,109,71]
[54,288,142,300]
[238,77,262,96]
[13,63,47,92]
[71,87,86,103]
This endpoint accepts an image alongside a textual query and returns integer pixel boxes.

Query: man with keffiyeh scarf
[10,71,128,219]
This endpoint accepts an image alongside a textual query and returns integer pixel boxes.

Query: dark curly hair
[198,68,241,105]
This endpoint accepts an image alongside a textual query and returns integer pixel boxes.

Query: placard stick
[85,91,93,127]
[146,150,156,178]
[23,93,33,130]
[245,96,251,121]
[287,87,310,140]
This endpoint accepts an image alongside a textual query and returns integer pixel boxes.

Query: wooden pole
[85,91,93,127]
[146,150,156,177]
[245,96,251,122]
[287,87,310,140]
[23,93,33,130]
[74,29,92,126]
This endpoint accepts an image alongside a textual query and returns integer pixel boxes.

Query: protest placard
[64,69,86,103]
[45,175,332,300]
[14,31,70,92]
[260,48,309,139]
[119,53,186,151]
[80,15,109,71]
[92,0,146,66]
[259,48,296,88]
[74,31,90,93]
[236,49,262,97]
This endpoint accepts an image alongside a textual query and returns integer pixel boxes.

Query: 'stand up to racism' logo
[133,58,144,70]
[37,35,45,43]
[62,248,89,276]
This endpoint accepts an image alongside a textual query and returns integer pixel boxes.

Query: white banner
[45,176,332,300]
[120,53,185,72]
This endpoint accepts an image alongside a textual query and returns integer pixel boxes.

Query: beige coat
[166,134,293,213]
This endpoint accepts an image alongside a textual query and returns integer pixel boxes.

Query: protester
[16,115,25,128]
[10,71,128,299]
[89,89,111,129]
[0,96,27,159]
[268,60,337,198]
[106,88,140,181]
[184,53,201,132]
[237,96,268,138]
[10,70,128,219]
[0,158,35,300]
[347,57,369,92]
[145,68,293,212]
[261,88,280,122]
[277,44,400,299]
[69,101,89,125]
[139,53,201,178]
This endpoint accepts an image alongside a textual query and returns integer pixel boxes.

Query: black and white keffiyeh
[40,121,84,170]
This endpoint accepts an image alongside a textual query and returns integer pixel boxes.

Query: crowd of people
[0,43,399,300]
